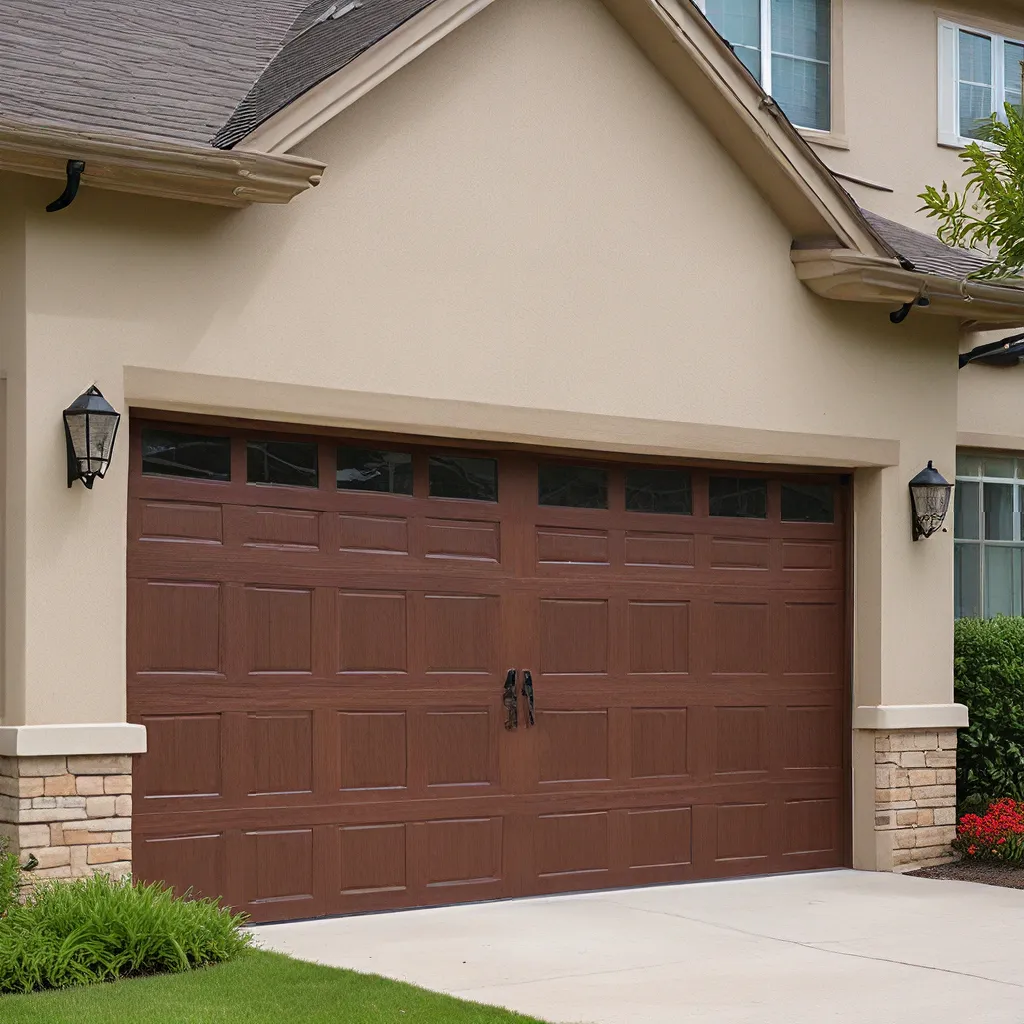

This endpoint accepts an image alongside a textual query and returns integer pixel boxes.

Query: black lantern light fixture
[63,385,120,489]
[909,461,953,541]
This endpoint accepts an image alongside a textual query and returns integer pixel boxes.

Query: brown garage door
[128,418,848,924]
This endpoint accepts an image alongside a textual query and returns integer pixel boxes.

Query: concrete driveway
[252,870,1024,1023]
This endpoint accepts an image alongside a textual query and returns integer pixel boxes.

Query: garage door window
[141,429,231,481]
[428,455,498,501]
[781,483,834,523]
[337,447,413,494]
[247,440,318,488]
[708,476,767,518]
[538,464,609,508]
[625,467,692,514]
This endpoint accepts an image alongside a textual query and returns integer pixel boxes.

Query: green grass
[0,949,548,1023]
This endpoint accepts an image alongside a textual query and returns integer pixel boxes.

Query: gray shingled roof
[0,0,434,149]
[860,209,995,280]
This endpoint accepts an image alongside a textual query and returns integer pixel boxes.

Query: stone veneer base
[874,729,958,871]
[0,755,132,880]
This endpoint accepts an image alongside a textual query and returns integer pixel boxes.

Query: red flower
[956,800,1024,862]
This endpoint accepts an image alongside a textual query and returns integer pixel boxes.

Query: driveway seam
[599,899,1023,991]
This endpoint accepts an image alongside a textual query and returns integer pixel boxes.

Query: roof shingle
[0,0,434,148]
[860,208,995,280]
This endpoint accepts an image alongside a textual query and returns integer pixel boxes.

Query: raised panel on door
[135,714,223,803]
[240,828,319,923]
[134,832,226,901]
[408,816,509,906]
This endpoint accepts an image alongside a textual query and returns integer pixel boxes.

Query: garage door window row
[141,428,833,522]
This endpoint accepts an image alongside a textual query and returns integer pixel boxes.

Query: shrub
[0,873,251,994]
[954,616,1024,805]
[0,838,21,918]
[953,798,1024,863]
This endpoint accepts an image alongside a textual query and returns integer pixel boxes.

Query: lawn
[0,949,548,1024]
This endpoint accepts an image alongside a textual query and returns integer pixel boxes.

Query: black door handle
[521,670,535,727]
[503,669,518,730]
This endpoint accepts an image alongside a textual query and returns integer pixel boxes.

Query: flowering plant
[954,798,1024,863]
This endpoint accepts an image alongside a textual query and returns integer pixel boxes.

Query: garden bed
[911,860,1024,889]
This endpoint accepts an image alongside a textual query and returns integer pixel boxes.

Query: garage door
[128,419,848,924]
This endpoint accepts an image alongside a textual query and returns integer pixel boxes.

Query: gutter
[0,119,325,207]
[791,248,1024,326]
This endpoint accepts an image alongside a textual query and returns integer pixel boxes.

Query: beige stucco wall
[816,0,1024,228]
[0,0,962,866]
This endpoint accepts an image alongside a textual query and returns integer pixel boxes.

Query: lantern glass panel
[911,481,952,539]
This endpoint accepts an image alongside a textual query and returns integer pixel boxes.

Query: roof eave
[792,249,1024,326]
[0,119,325,207]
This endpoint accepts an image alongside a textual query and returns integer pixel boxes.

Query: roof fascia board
[793,249,1024,325]
[0,120,325,207]
[236,0,501,154]
[600,0,888,255]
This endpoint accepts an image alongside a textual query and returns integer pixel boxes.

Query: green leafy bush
[0,838,21,918]
[955,616,1024,805]
[0,873,251,994]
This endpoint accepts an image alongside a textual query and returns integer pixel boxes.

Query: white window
[938,20,1024,147]
[953,452,1024,618]
[696,0,831,132]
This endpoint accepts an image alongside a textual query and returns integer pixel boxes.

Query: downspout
[45,160,85,212]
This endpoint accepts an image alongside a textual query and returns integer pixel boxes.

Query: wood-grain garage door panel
[631,709,689,779]
[137,715,223,799]
[132,581,221,674]
[135,833,225,901]
[243,713,313,796]
[337,592,407,673]
[628,807,692,869]
[338,823,407,894]
[337,712,407,791]
[129,424,848,922]
[245,587,312,674]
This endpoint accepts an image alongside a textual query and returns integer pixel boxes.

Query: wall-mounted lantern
[909,461,953,541]
[63,385,120,489]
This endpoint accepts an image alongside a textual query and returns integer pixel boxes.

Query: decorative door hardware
[521,670,535,727]
[503,669,518,730]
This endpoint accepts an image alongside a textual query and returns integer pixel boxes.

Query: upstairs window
[698,0,832,131]
[938,21,1024,146]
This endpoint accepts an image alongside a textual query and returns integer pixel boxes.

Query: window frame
[938,18,1024,149]
[694,0,838,137]
[954,452,1024,618]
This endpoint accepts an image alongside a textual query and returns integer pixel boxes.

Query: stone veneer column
[873,729,958,870]
[0,755,132,879]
